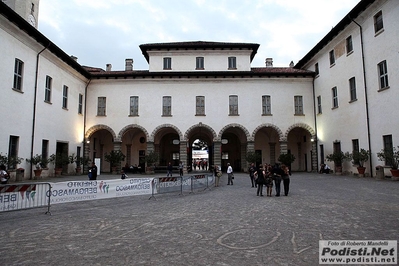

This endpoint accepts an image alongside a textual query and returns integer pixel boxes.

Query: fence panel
[0,183,51,214]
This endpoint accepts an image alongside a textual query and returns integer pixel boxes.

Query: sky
[38,0,361,71]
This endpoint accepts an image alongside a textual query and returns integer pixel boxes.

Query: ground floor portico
[83,122,317,174]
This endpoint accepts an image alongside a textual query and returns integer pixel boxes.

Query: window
[332,87,338,108]
[228,57,236,69]
[163,57,172,70]
[97,97,106,116]
[78,94,83,114]
[45,75,52,102]
[383,135,393,166]
[315,63,319,76]
[346,36,353,54]
[196,57,204,69]
[42,139,49,168]
[294,96,303,115]
[329,50,335,65]
[130,96,139,116]
[162,96,172,116]
[62,85,68,109]
[378,60,389,89]
[8,136,19,170]
[222,152,229,160]
[13,59,24,91]
[229,95,238,115]
[317,96,322,114]
[349,77,357,101]
[262,95,271,115]
[196,96,205,115]
[374,11,383,33]
[320,144,325,164]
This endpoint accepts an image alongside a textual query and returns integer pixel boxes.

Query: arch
[150,124,184,142]
[118,124,150,141]
[184,122,217,141]
[284,123,315,140]
[85,124,117,141]
[252,123,284,141]
[218,123,251,142]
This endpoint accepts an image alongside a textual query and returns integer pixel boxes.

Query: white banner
[49,178,155,204]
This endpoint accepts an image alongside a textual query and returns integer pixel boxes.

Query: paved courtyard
[1,172,398,265]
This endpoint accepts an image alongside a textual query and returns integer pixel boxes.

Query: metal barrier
[0,183,51,214]
[149,174,214,200]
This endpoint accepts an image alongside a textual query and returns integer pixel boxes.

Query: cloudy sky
[38,0,360,71]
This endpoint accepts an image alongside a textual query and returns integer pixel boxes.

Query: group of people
[249,163,291,197]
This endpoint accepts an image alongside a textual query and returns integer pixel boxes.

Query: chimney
[265,58,273,67]
[106,64,112,71]
[70,55,78,62]
[289,61,294,67]
[125,59,133,71]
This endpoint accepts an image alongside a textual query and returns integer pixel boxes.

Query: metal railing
[149,174,214,200]
[0,183,51,214]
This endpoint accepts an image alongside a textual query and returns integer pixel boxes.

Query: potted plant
[49,153,70,176]
[26,154,49,179]
[377,146,399,180]
[76,156,91,174]
[326,151,350,175]
[245,151,262,168]
[144,151,159,174]
[350,149,370,177]
[278,153,296,166]
[104,150,126,174]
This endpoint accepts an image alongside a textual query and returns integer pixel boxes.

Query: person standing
[248,163,257,188]
[178,161,184,177]
[282,164,291,196]
[89,162,98,180]
[167,162,173,177]
[227,163,233,185]
[264,164,274,197]
[272,163,282,197]
[255,165,265,196]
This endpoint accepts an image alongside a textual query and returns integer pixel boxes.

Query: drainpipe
[82,78,91,174]
[350,16,373,177]
[29,44,49,180]
[312,77,319,172]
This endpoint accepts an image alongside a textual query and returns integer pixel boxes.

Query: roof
[140,41,260,63]
[0,2,91,79]
[295,0,376,69]
[87,67,314,79]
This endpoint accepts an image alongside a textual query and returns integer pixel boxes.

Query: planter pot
[54,168,62,176]
[357,166,366,177]
[76,167,82,175]
[390,169,399,181]
[111,166,117,175]
[33,169,42,179]
[145,166,155,174]
[334,166,342,175]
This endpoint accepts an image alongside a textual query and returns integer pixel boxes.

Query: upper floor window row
[162,56,239,70]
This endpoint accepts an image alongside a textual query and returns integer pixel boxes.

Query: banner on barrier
[49,178,154,204]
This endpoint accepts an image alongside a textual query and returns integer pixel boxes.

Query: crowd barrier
[0,183,51,214]
[0,174,215,213]
[149,174,214,200]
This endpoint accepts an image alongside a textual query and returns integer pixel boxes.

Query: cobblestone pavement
[1,172,398,266]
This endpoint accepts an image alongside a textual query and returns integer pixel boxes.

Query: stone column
[311,137,318,172]
[179,140,188,174]
[213,140,222,170]
[113,141,122,173]
[269,142,276,165]
[241,143,247,172]
[246,141,255,170]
